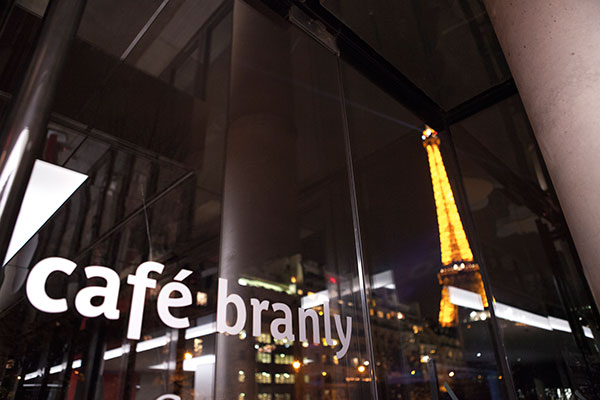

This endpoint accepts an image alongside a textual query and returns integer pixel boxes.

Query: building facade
[0,0,599,399]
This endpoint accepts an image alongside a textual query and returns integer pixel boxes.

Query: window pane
[342,62,508,399]
[451,95,600,397]
[213,2,373,399]
[0,0,232,398]
[322,0,510,109]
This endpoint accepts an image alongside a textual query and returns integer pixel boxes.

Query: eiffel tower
[421,127,488,327]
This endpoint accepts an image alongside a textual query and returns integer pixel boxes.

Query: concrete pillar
[483,0,600,305]
[214,1,298,398]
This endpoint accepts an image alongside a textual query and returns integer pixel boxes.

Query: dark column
[0,0,86,264]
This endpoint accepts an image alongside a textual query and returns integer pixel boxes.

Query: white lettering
[251,298,270,337]
[126,261,164,340]
[271,303,295,341]
[157,269,193,329]
[334,314,352,358]
[298,307,319,344]
[216,278,246,335]
[323,300,334,345]
[26,257,76,313]
[74,266,120,320]
[155,395,181,400]
[25,258,355,359]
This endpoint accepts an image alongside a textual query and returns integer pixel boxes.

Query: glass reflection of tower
[421,127,488,327]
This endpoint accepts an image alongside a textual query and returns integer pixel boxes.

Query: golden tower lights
[421,127,488,327]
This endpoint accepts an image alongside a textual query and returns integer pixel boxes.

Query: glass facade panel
[321,0,510,108]
[450,95,600,397]
[0,3,44,125]
[214,2,373,399]
[0,0,599,399]
[341,63,507,399]
[0,3,44,96]
[0,0,232,398]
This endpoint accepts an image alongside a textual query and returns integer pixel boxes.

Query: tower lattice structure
[421,127,488,327]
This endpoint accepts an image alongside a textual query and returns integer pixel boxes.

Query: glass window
[274,373,295,384]
[213,2,374,399]
[2,1,600,399]
[274,354,294,365]
[256,372,272,384]
[257,352,272,364]
[321,0,510,108]
[0,2,45,93]
[0,3,45,124]
[341,62,509,399]
[450,95,600,398]
[0,0,232,399]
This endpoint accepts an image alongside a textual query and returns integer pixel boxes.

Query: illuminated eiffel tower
[421,127,488,327]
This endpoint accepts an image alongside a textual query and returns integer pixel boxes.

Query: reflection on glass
[421,127,488,329]
[342,63,507,399]
[214,2,373,399]
[322,0,510,108]
[2,1,600,399]
[451,95,600,398]
[0,5,44,96]
[0,0,232,398]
